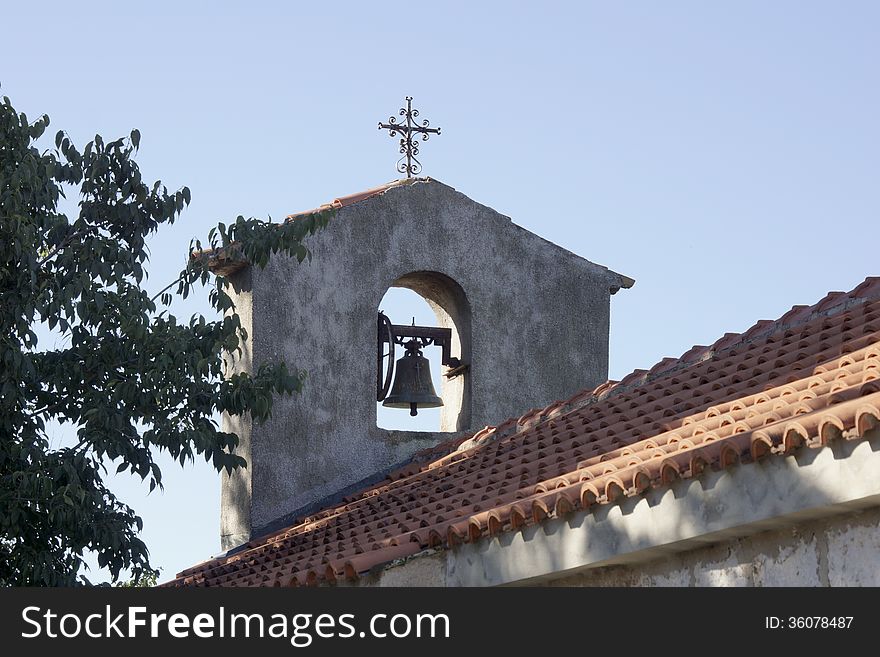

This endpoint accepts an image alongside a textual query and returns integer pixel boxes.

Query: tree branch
[37,226,88,267]
[149,271,190,304]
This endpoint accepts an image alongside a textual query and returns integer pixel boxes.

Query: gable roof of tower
[202,178,635,292]
[164,276,880,587]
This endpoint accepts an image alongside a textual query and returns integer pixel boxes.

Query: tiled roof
[285,178,421,220]
[202,179,423,277]
[165,277,880,586]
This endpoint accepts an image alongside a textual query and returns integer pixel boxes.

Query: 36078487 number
[765,616,854,629]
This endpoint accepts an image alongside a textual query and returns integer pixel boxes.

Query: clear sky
[2,1,878,581]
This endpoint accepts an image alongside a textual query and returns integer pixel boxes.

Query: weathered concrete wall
[545,508,880,586]
[219,268,255,549]
[220,179,630,549]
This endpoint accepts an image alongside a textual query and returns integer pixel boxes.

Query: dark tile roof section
[165,279,880,586]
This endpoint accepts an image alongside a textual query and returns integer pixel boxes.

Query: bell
[382,343,443,416]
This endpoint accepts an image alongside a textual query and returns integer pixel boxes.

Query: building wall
[220,180,630,549]
[348,507,880,587]
[544,507,880,586]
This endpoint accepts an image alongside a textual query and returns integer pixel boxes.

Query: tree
[0,91,331,585]
[115,569,161,588]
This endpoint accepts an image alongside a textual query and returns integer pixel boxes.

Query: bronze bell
[382,341,443,416]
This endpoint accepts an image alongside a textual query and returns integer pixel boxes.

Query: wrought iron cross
[378,96,441,178]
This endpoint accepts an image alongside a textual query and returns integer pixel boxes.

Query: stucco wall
[545,507,880,586]
[220,179,630,549]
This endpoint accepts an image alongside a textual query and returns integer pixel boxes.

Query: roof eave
[609,271,635,295]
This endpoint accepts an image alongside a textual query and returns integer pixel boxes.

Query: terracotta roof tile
[284,178,423,221]
[164,277,880,586]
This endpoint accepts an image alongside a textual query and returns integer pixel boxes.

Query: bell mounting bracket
[377,312,462,402]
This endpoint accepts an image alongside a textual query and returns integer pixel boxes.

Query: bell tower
[218,178,632,550]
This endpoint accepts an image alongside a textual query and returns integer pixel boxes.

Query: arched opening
[376,271,471,433]
[377,288,443,431]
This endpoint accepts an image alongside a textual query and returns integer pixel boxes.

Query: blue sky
[2,1,878,581]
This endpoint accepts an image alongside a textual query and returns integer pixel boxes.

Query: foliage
[115,569,161,588]
[0,92,331,585]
